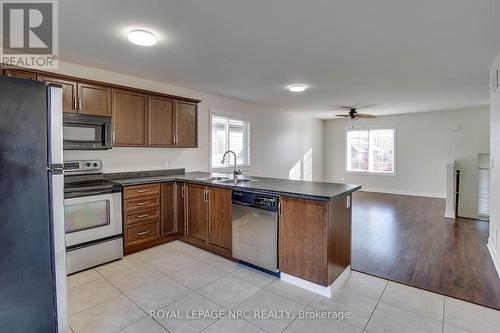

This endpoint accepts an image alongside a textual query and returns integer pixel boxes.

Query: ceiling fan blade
[335,114,351,117]
[356,113,376,118]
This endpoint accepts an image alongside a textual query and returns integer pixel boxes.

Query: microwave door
[63,114,112,150]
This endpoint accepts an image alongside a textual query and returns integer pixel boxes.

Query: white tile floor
[68,241,500,333]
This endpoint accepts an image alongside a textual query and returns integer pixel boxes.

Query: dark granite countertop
[105,169,361,201]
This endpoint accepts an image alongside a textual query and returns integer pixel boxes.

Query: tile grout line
[376,280,449,323]
[362,279,389,331]
[93,269,163,333]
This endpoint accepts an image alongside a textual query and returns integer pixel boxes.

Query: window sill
[346,170,397,177]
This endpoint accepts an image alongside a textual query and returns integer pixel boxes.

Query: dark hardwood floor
[351,191,500,310]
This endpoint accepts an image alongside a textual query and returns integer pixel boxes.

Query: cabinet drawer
[124,195,160,211]
[125,221,160,246]
[124,207,160,226]
[124,184,160,199]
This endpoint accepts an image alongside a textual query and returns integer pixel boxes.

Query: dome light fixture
[288,84,307,93]
[128,29,157,46]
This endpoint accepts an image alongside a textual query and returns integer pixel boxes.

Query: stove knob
[85,162,91,168]
[93,162,98,168]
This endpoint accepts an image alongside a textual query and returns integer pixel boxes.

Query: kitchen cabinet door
[37,75,77,114]
[175,101,197,147]
[279,196,328,286]
[77,82,112,116]
[112,89,148,146]
[176,183,186,236]
[185,184,207,241]
[3,69,38,80]
[207,186,232,251]
[148,96,175,147]
[161,183,175,236]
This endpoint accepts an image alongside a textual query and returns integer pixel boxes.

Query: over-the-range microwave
[63,114,112,150]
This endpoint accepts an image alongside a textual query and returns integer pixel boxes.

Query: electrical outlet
[163,160,172,169]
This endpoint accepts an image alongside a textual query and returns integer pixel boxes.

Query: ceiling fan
[333,106,376,120]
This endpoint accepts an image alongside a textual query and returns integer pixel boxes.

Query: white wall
[55,61,323,181]
[489,50,500,277]
[323,108,489,219]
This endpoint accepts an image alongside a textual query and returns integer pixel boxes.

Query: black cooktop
[64,175,121,199]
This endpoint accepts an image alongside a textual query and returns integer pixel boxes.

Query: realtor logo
[1,0,58,68]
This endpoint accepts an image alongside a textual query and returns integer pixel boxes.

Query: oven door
[64,192,122,248]
[63,114,112,150]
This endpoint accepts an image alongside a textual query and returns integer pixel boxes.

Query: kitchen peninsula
[106,169,361,296]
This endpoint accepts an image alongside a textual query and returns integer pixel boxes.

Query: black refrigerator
[0,76,68,332]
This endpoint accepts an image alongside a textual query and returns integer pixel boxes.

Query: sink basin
[196,176,231,181]
[218,178,255,184]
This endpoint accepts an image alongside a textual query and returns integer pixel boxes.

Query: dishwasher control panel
[232,191,278,212]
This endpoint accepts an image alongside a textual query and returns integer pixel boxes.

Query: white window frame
[345,125,397,176]
[209,110,252,172]
[477,165,490,219]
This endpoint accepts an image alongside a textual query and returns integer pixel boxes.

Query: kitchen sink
[218,178,255,184]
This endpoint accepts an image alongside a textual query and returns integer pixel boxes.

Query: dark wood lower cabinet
[182,184,233,258]
[176,183,185,236]
[161,183,175,236]
[207,186,232,251]
[279,195,352,286]
[185,184,208,241]
[123,182,175,254]
[121,180,351,288]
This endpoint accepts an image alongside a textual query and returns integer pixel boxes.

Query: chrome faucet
[221,150,241,180]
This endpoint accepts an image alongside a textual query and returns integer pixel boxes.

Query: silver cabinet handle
[73,97,77,110]
[181,186,185,197]
[137,214,149,218]
[278,202,282,216]
[137,201,149,206]
[138,230,150,235]
[137,189,149,193]
[78,98,82,110]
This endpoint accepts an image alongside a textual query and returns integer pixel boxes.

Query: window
[346,127,395,174]
[211,114,251,170]
[478,168,489,217]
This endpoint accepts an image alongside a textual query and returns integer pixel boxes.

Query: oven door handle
[65,189,117,198]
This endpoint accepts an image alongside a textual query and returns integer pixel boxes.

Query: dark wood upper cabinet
[1,67,199,148]
[161,183,175,236]
[78,82,112,116]
[148,96,175,147]
[207,186,232,251]
[37,75,77,114]
[176,101,197,147]
[112,89,148,147]
[185,184,207,242]
[3,69,38,80]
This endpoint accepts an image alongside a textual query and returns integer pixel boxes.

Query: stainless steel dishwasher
[232,190,279,274]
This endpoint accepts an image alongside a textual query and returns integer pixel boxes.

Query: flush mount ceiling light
[128,29,157,46]
[288,84,307,92]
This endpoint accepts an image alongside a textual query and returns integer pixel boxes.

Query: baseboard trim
[359,187,446,199]
[487,240,500,279]
[280,266,351,298]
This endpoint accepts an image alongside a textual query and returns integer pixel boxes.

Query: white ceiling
[59,0,500,118]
